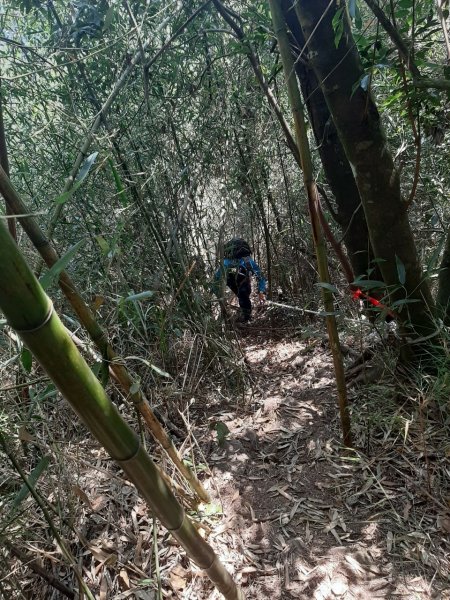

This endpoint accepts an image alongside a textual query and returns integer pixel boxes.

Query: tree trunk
[295,0,439,365]
[437,229,450,325]
[281,0,374,280]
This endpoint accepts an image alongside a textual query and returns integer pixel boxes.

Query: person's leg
[226,273,238,295]
[237,277,252,321]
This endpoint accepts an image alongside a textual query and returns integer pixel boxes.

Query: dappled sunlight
[188,313,449,598]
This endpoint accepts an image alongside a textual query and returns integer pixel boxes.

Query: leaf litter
[1,308,449,599]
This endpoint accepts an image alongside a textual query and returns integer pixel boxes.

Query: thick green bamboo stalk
[0,165,210,503]
[268,0,352,447]
[0,220,243,600]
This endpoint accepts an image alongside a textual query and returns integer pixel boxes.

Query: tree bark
[281,0,374,280]
[295,0,439,364]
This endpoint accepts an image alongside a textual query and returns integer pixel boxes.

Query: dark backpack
[224,238,252,260]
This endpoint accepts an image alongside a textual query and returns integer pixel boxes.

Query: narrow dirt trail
[9,310,447,599]
[194,313,449,600]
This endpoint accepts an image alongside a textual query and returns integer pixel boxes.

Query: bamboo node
[14,300,54,333]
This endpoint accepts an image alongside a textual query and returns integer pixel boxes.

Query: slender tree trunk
[281,0,374,280]
[295,0,439,365]
[269,0,351,447]
[0,79,16,241]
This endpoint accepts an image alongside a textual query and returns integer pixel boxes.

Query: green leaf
[91,362,102,377]
[426,237,446,274]
[108,158,128,206]
[104,5,115,29]
[124,355,172,378]
[352,278,385,289]
[33,384,57,402]
[11,455,50,512]
[54,152,98,204]
[395,255,406,285]
[95,235,110,255]
[332,7,344,47]
[390,298,421,308]
[315,282,338,293]
[39,240,85,290]
[203,502,223,516]
[20,348,32,373]
[214,421,230,447]
[125,291,155,302]
[76,151,98,183]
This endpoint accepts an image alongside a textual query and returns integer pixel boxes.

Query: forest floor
[5,302,449,600]
[184,305,450,600]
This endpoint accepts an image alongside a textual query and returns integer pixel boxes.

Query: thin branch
[364,0,450,91]
[3,541,75,600]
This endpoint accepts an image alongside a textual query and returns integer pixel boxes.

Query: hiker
[213,238,267,322]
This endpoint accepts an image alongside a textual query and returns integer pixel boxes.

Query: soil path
[193,317,449,600]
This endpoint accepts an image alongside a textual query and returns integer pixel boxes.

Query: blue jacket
[214,257,267,293]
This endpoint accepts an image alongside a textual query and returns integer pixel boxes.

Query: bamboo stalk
[0,220,244,600]
[45,0,213,245]
[269,0,352,447]
[0,165,210,503]
[0,78,16,240]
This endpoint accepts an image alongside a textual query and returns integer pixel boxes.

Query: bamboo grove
[1,0,449,597]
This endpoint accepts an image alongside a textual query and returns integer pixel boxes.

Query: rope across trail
[265,299,339,317]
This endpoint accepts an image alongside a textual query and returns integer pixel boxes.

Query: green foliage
[211,421,230,447]
[395,255,406,285]
[53,152,98,205]
[10,455,50,513]
[20,347,32,373]
[39,240,86,290]
[332,7,345,48]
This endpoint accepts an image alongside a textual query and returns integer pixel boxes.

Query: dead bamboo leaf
[119,569,130,590]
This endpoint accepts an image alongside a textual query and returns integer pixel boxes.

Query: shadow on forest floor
[189,307,450,599]
[3,304,448,600]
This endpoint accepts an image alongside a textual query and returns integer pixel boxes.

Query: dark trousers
[227,273,252,320]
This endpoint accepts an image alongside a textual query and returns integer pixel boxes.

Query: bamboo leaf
[395,255,406,285]
[95,235,110,255]
[39,240,85,290]
[332,7,344,47]
[125,355,172,378]
[76,151,99,183]
[214,421,230,447]
[104,6,115,30]
[108,158,128,207]
[316,282,339,293]
[348,0,357,18]
[391,298,421,308]
[351,278,385,289]
[130,380,140,395]
[20,348,32,373]
[150,364,171,378]
[10,455,50,512]
[54,152,98,204]
[125,291,155,302]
